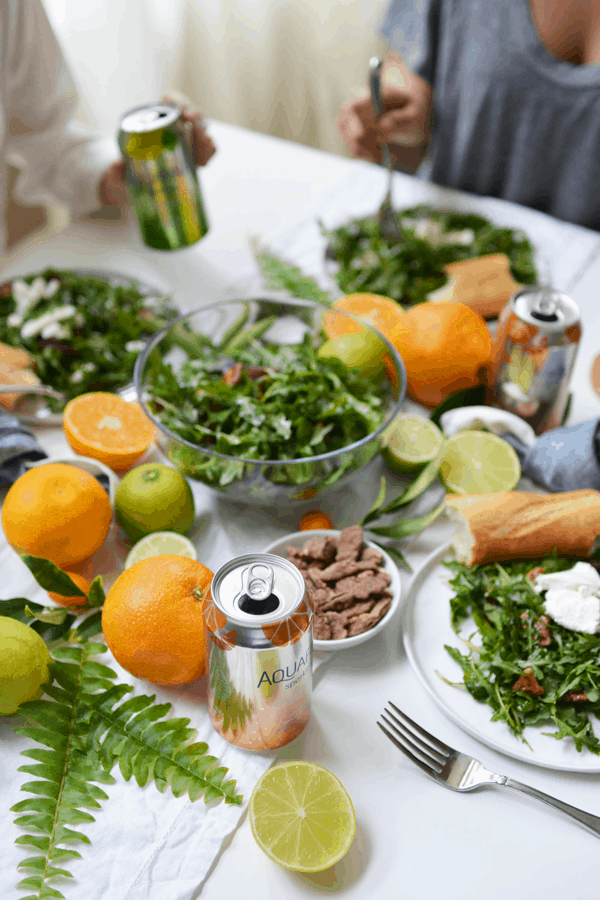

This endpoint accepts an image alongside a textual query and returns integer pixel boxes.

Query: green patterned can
[118,103,209,250]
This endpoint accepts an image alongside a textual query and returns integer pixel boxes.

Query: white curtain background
[42,0,390,155]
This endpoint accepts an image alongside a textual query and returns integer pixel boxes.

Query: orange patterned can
[204,555,312,751]
[488,287,581,434]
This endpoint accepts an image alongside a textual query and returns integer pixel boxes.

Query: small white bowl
[262,529,402,651]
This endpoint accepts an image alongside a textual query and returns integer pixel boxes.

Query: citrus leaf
[19,557,84,597]
[360,475,388,525]
[369,500,446,539]
[25,606,69,626]
[382,545,413,573]
[86,577,105,609]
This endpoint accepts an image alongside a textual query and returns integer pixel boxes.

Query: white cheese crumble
[534,563,600,634]
[20,305,76,340]
[125,340,147,353]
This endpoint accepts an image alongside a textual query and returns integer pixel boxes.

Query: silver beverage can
[205,554,312,751]
[488,287,582,434]
[118,102,209,251]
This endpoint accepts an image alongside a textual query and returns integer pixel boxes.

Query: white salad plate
[403,542,600,773]
[263,529,402,652]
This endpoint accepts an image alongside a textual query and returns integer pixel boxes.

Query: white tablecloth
[2,121,600,900]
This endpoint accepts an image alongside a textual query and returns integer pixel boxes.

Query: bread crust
[445,490,600,565]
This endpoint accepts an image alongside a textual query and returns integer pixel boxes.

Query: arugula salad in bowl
[135,296,405,505]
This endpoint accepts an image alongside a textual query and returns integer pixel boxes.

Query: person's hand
[338,54,432,167]
[99,108,216,207]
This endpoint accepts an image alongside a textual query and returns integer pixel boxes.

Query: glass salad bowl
[134,296,406,506]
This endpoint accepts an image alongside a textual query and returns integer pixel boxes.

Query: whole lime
[115,463,195,544]
[0,617,51,715]
[317,331,386,379]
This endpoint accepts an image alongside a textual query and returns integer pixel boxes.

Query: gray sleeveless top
[381,0,600,230]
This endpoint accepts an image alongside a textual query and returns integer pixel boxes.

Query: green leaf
[429,386,486,428]
[25,606,69,626]
[221,316,277,353]
[369,500,446,539]
[20,556,86,597]
[360,475,388,526]
[86,577,106,609]
[378,442,447,517]
[218,304,250,350]
[382,545,413,573]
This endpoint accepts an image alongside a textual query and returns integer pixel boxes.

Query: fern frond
[12,645,116,899]
[12,641,243,897]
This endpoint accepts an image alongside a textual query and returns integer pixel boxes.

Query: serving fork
[368,57,402,241]
[378,702,600,837]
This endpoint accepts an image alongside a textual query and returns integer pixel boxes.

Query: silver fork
[378,702,600,837]
[368,57,402,241]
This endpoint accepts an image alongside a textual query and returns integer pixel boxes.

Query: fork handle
[504,778,600,837]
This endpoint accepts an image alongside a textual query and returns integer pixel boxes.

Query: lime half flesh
[249,761,356,872]
[125,531,198,568]
[440,430,521,494]
[382,415,444,473]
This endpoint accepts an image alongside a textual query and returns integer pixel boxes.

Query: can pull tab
[531,292,560,323]
[237,564,280,616]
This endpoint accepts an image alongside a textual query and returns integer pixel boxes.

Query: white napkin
[439,405,537,447]
[1,455,335,900]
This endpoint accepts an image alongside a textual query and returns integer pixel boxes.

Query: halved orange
[323,293,406,344]
[63,392,155,473]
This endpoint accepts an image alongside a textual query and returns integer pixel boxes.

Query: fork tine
[389,702,452,756]
[377,721,439,779]
[382,710,447,769]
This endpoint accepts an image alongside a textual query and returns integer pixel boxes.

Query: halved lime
[249,761,356,872]
[440,430,521,494]
[382,415,444,473]
[125,531,197,568]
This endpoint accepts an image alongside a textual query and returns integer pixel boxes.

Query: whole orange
[324,293,406,344]
[393,302,492,407]
[2,463,112,567]
[102,556,213,685]
[47,571,91,608]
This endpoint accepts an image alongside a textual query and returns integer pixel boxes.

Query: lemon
[317,331,386,379]
[115,463,195,544]
[125,531,198,568]
[382,415,444,473]
[0,617,51,715]
[249,761,356,872]
[440,431,521,494]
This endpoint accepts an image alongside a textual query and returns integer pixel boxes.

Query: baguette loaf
[445,490,600,566]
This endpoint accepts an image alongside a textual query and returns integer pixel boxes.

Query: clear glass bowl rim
[134,295,407,467]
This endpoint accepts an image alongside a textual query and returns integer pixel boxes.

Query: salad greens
[0,269,177,410]
[146,332,387,489]
[322,206,538,306]
[445,556,600,754]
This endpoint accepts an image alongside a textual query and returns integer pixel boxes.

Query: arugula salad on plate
[0,268,177,411]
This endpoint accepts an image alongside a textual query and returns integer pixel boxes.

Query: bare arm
[337,52,433,174]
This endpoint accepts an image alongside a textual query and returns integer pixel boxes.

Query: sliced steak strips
[347,597,392,637]
[286,525,394,642]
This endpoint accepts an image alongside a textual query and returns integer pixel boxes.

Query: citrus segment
[115,463,195,544]
[324,293,406,343]
[2,463,112,567]
[262,600,310,647]
[249,761,356,872]
[382,415,444,473]
[201,597,228,634]
[47,570,91,608]
[0,617,51,715]
[102,556,213,684]
[125,531,197,568]
[299,510,334,531]
[63,392,155,472]
[440,431,521,494]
